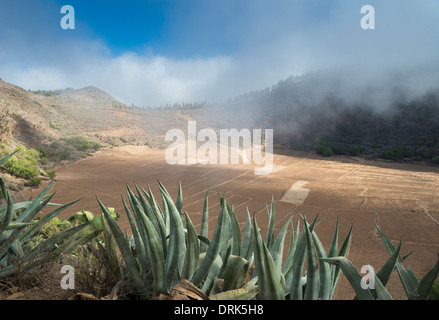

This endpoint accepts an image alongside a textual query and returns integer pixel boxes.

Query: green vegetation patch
[0,144,42,180]
[65,136,101,152]
[314,140,364,158]
[381,146,414,161]
[28,87,74,97]
[46,136,101,161]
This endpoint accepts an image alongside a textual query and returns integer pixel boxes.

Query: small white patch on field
[280,180,310,205]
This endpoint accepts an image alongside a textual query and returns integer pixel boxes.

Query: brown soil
[20,145,439,300]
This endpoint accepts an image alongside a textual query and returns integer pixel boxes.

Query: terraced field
[23,145,439,299]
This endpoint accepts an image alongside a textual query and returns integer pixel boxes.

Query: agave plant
[251,201,353,300]
[0,152,91,278]
[98,181,257,299]
[323,225,439,300]
[98,181,355,300]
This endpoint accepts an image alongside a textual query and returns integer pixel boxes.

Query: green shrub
[381,149,402,160]
[36,146,48,158]
[404,148,415,157]
[56,150,70,160]
[65,136,101,152]
[350,146,364,156]
[321,146,334,157]
[27,177,42,187]
[47,169,57,179]
[416,146,432,159]
[4,157,39,179]
[332,145,346,155]
[372,142,382,149]
[381,147,414,161]
[49,121,63,130]
[314,140,334,157]
[432,156,439,164]
[0,142,11,158]
[51,140,62,149]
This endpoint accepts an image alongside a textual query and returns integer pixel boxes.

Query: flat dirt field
[23,145,439,300]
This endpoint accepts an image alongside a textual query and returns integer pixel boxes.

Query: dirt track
[23,145,439,300]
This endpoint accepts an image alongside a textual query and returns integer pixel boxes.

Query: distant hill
[0,77,194,198]
[217,70,439,163]
[0,78,188,150]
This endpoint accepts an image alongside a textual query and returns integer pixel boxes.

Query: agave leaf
[0,201,37,214]
[210,285,259,300]
[264,199,275,249]
[303,217,320,300]
[5,221,34,229]
[226,202,241,257]
[328,219,339,258]
[126,186,154,274]
[310,224,332,300]
[140,185,166,226]
[21,199,81,244]
[145,185,167,232]
[401,250,414,262]
[0,150,17,166]
[223,255,249,291]
[270,217,291,277]
[99,213,123,281]
[376,240,402,288]
[282,219,300,276]
[350,240,402,300]
[218,240,232,279]
[288,219,296,255]
[161,192,170,238]
[0,179,14,233]
[159,185,186,284]
[241,207,253,260]
[2,193,55,249]
[191,199,229,286]
[253,215,285,300]
[411,254,439,300]
[375,225,419,298]
[135,184,167,257]
[200,192,209,253]
[182,212,200,280]
[201,254,223,293]
[137,206,167,297]
[122,196,150,273]
[373,271,393,300]
[288,216,317,300]
[198,235,210,247]
[98,197,149,296]
[330,224,353,299]
[176,181,183,214]
[15,181,55,223]
[322,256,374,300]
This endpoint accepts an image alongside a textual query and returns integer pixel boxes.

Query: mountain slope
[219,71,439,162]
[0,79,187,149]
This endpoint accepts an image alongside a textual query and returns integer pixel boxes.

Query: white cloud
[1,0,439,106]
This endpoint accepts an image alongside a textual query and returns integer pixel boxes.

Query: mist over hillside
[206,65,439,162]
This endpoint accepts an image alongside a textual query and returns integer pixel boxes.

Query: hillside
[213,71,439,163]
[0,77,190,199]
[0,78,191,150]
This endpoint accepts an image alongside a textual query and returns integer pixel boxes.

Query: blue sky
[0,0,438,106]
